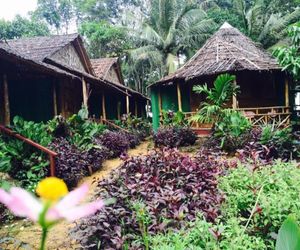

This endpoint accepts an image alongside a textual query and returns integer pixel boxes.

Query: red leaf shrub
[95,130,135,158]
[153,126,197,147]
[49,138,108,188]
[71,148,225,249]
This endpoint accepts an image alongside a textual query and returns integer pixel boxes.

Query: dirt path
[0,140,152,250]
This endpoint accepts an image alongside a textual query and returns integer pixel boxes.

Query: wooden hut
[150,22,291,130]
[91,58,149,119]
[0,34,147,125]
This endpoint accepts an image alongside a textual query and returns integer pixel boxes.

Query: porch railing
[183,106,291,128]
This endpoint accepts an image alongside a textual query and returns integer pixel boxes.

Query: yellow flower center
[36,177,68,201]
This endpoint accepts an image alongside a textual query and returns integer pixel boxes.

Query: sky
[0,0,37,20]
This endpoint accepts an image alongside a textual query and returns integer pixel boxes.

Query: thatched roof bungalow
[0,33,148,125]
[150,22,291,130]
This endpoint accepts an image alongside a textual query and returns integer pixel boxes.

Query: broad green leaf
[276,216,300,250]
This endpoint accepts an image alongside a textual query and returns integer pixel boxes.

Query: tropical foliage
[274,22,300,83]
[190,74,239,124]
[128,0,215,77]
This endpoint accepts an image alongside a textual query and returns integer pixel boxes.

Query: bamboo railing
[183,106,291,128]
[0,125,57,176]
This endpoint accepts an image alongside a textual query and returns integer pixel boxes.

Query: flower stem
[40,227,48,250]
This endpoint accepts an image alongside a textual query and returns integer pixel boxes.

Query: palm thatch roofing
[91,58,121,82]
[154,22,282,86]
[91,57,150,101]
[1,33,148,99]
[0,41,79,79]
[6,34,79,61]
[6,33,94,74]
[0,34,128,95]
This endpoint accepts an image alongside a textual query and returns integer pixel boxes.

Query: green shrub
[151,216,266,250]
[214,110,251,151]
[161,110,187,127]
[259,125,299,159]
[0,117,52,192]
[151,161,300,249]
[219,161,300,248]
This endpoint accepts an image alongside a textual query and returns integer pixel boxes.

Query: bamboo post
[126,91,130,114]
[102,93,107,120]
[177,83,182,112]
[232,79,237,109]
[158,88,162,113]
[52,81,58,116]
[3,74,10,125]
[285,78,289,107]
[82,77,88,108]
[135,100,138,116]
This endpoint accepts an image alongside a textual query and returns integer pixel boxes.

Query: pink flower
[0,183,105,222]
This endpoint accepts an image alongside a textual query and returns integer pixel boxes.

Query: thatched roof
[155,22,281,86]
[1,34,148,99]
[7,34,79,61]
[0,41,79,80]
[91,58,119,80]
[6,33,94,74]
[91,57,149,101]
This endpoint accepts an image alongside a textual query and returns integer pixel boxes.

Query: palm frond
[142,23,164,47]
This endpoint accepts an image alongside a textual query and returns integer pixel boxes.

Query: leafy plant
[49,138,108,188]
[276,216,300,250]
[132,201,151,250]
[71,148,225,249]
[190,74,239,124]
[153,126,197,148]
[118,113,152,140]
[214,110,251,151]
[95,130,131,158]
[274,22,300,82]
[0,116,52,192]
[219,161,300,248]
[238,126,300,162]
[161,110,187,127]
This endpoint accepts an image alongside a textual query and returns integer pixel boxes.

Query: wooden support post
[3,74,10,125]
[82,77,88,108]
[158,88,162,113]
[177,82,182,112]
[135,100,138,116]
[117,101,121,120]
[52,82,58,117]
[232,79,237,109]
[126,90,130,114]
[102,93,107,120]
[285,78,289,107]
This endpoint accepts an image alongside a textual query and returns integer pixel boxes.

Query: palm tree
[232,0,300,48]
[128,0,216,80]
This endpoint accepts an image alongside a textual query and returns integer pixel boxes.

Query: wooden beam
[135,100,138,116]
[3,74,10,125]
[177,82,182,111]
[285,78,289,107]
[126,90,130,114]
[82,77,88,108]
[232,79,237,109]
[52,81,58,117]
[102,93,107,120]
